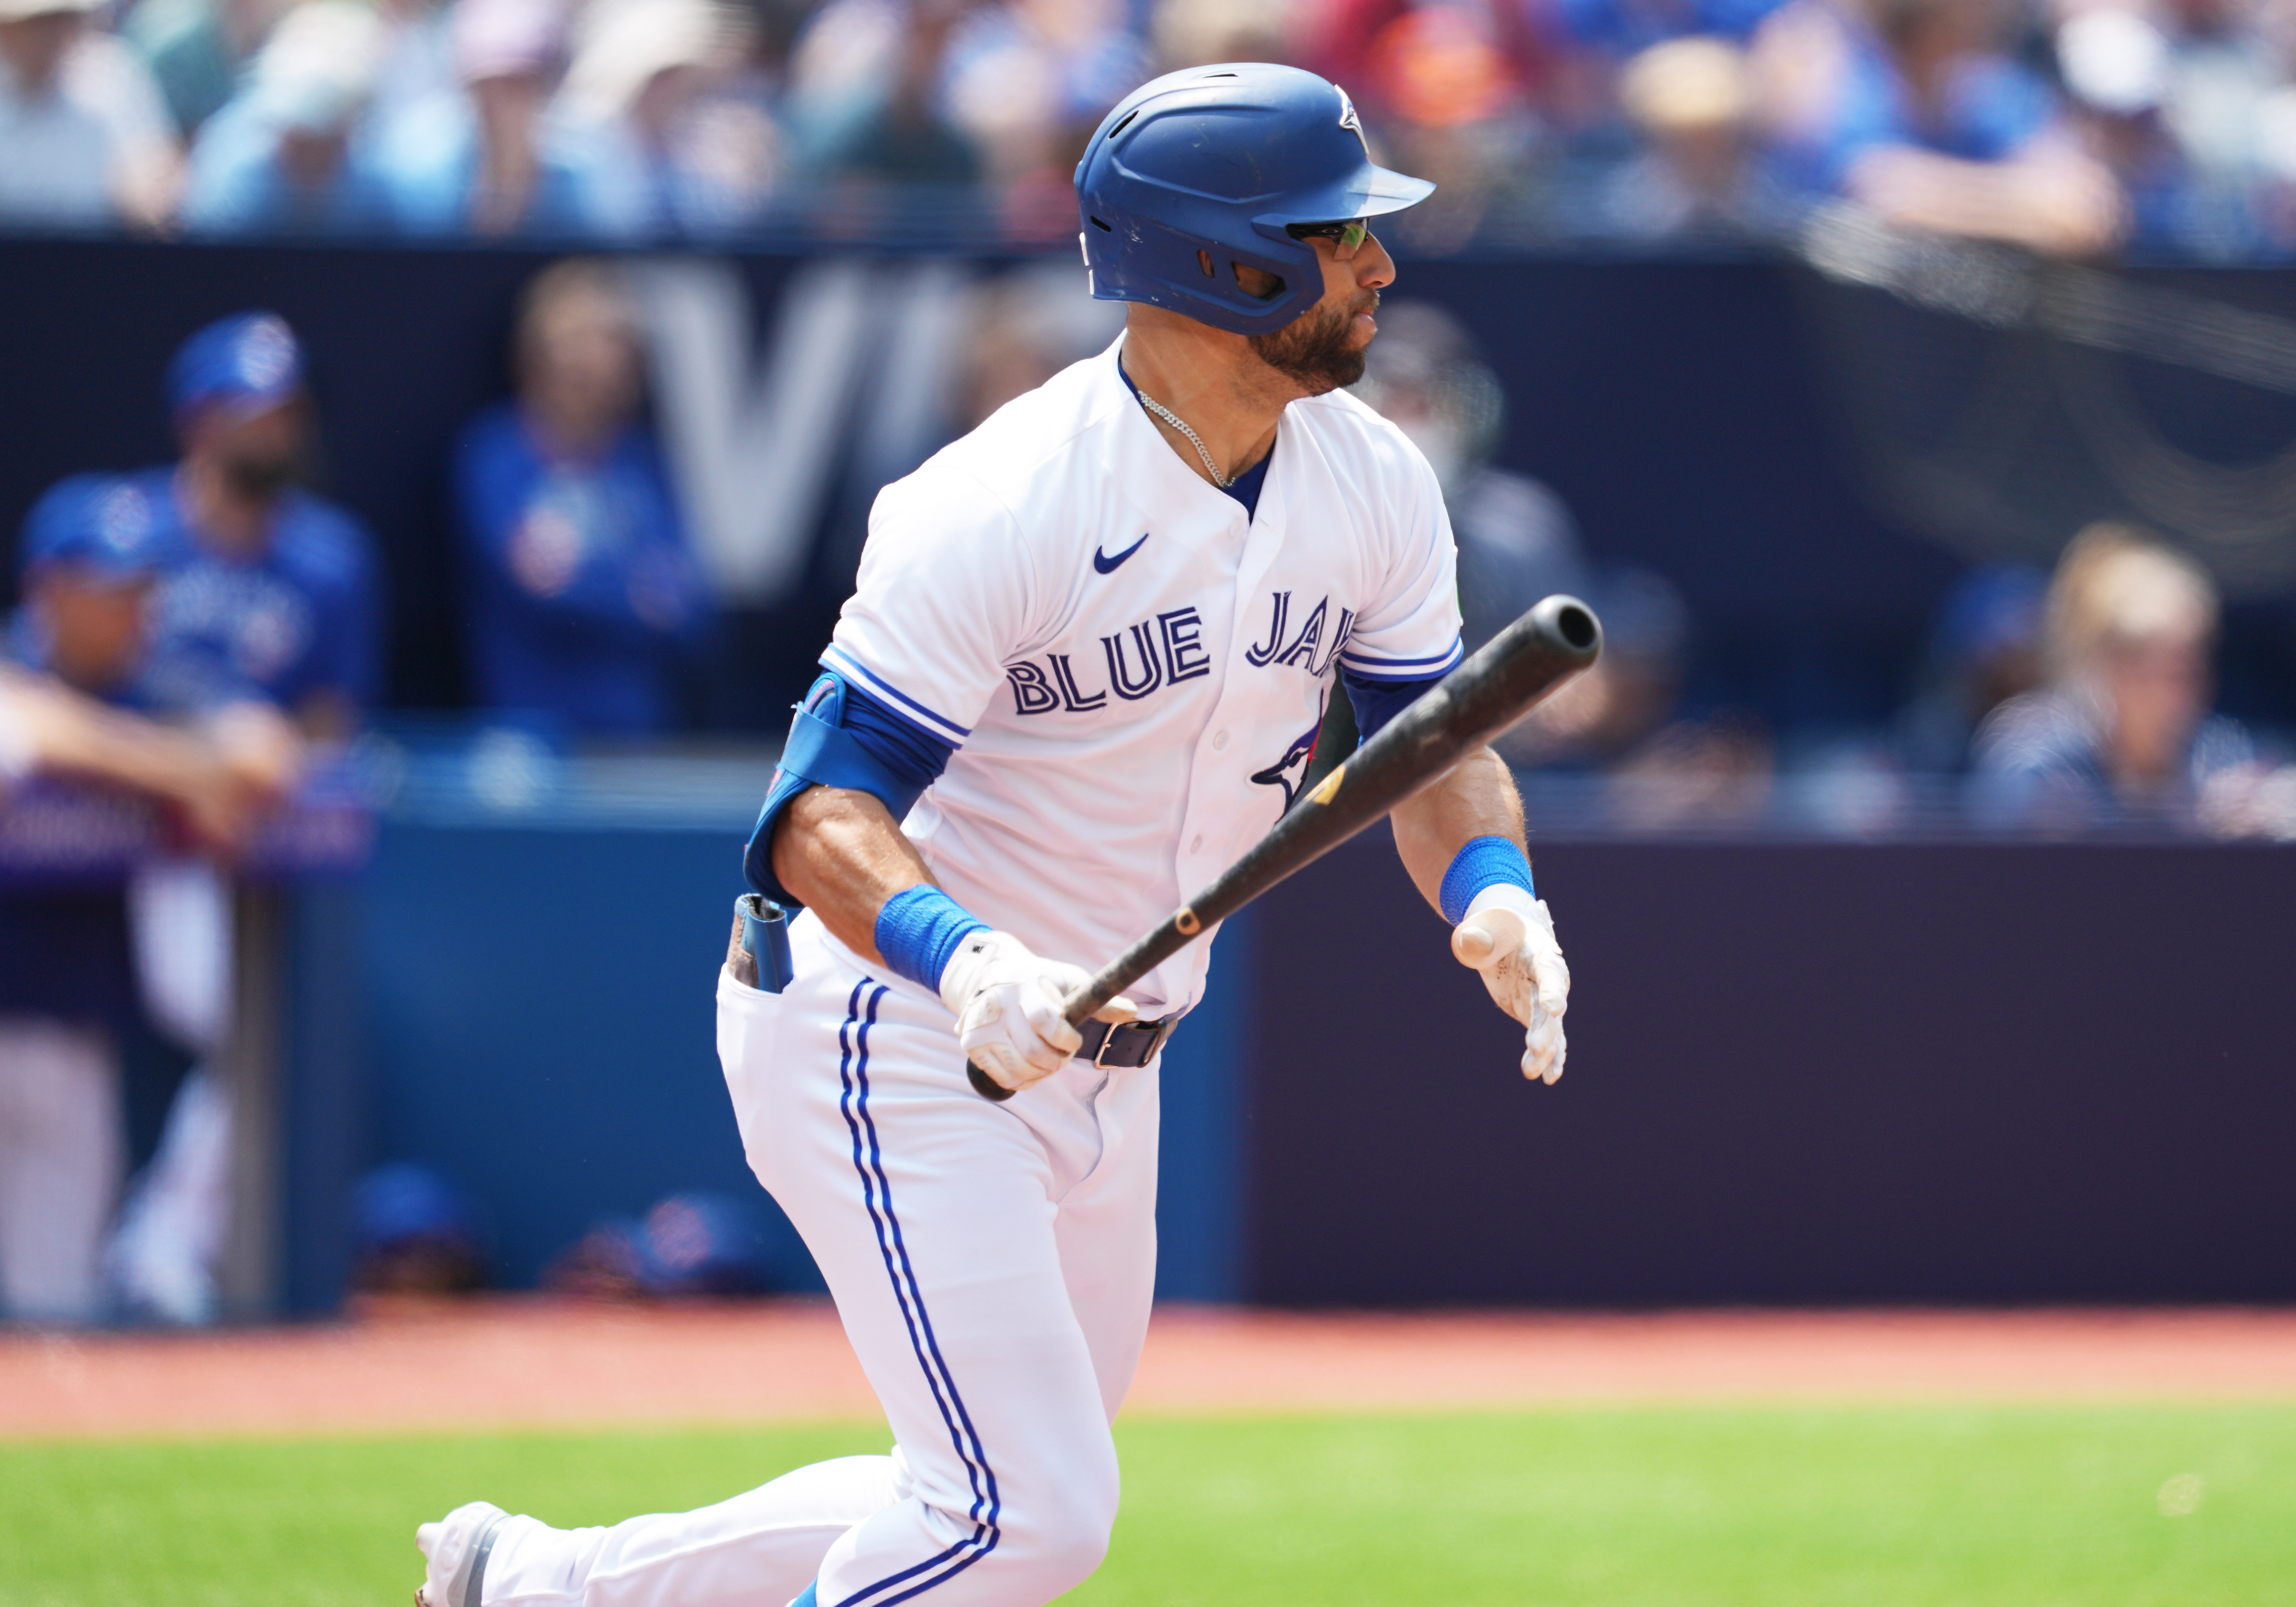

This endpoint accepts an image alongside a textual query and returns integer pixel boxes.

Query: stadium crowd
[5,0,2296,255]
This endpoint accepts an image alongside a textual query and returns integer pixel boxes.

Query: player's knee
[1001,1472,1117,1595]
[1015,1514,1113,1598]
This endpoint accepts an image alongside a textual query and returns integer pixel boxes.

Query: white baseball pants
[477,913,1163,1607]
[0,1015,121,1323]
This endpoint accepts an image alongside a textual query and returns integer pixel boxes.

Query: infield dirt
[6,1301,2293,1439]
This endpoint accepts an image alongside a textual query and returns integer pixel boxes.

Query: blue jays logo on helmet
[1074,63,1434,337]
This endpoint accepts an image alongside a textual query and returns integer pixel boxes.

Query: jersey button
[1190,834,1204,854]
[1211,729,1228,750]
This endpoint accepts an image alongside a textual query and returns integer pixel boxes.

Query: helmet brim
[1253,162,1436,230]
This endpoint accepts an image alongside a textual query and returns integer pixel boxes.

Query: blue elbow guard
[742,676,931,906]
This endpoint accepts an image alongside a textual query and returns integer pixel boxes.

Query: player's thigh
[1053,1057,1162,1423]
[722,964,1120,1535]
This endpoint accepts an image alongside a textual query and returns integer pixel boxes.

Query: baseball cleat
[415,1501,511,1607]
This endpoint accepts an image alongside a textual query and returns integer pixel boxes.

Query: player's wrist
[1440,835,1535,926]
[874,884,989,995]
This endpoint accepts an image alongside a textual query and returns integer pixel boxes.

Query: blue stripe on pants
[832,979,1002,1607]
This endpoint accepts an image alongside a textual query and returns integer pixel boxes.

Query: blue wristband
[1438,835,1535,925]
[874,885,989,992]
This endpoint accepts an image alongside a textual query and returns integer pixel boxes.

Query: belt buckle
[1093,1014,1171,1069]
[1091,1018,1126,1069]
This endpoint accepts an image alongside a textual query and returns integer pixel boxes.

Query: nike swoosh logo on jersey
[1093,533,1150,574]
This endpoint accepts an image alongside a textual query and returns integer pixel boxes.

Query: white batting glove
[1449,884,1570,1084]
[937,930,1138,1094]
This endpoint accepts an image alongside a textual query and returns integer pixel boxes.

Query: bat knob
[967,1062,1017,1102]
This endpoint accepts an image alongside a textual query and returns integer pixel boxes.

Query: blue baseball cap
[166,311,305,426]
[20,475,172,583]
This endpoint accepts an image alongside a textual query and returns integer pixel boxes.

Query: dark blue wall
[333,815,2296,1309]
[1244,831,2296,1305]
[352,817,1252,1299]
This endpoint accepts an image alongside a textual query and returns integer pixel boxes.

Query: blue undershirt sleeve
[1341,665,1443,745]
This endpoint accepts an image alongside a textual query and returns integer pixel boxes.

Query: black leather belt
[1076,1014,1177,1068]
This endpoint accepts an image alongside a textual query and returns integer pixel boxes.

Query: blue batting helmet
[1075,63,1434,337]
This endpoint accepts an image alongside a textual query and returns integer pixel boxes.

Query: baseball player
[415,62,1570,1607]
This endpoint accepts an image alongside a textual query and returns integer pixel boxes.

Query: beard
[221,451,298,503]
[1249,289,1378,394]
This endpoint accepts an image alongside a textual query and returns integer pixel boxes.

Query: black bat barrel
[1060,594,1602,1026]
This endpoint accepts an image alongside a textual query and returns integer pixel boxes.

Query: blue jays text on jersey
[814,336,1463,1017]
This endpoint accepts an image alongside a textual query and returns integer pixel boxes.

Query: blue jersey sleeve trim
[1340,637,1465,673]
[742,672,959,906]
[1438,835,1535,925]
[820,646,972,745]
[1341,665,1440,744]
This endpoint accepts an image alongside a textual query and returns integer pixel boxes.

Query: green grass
[4,1407,2292,1606]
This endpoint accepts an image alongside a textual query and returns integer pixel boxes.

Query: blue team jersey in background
[453,404,708,737]
[121,466,383,718]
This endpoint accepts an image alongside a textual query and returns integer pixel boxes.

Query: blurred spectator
[1606,701,1775,826]
[1971,522,2252,826]
[369,0,459,127]
[1556,0,1792,59]
[129,311,384,738]
[546,1189,800,1298]
[351,1161,489,1294]
[955,255,1125,429]
[1315,0,1546,250]
[0,477,261,1325]
[1152,0,1298,72]
[124,0,283,138]
[182,0,397,235]
[1752,0,2126,256]
[454,259,709,735]
[375,0,610,236]
[1606,35,1790,238]
[937,0,1151,237]
[1349,300,1589,651]
[0,0,180,231]
[1506,565,1695,766]
[558,0,780,236]
[2149,0,2287,250]
[1893,561,2046,771]
[2050,5,2224,252]
[783,0,986,204]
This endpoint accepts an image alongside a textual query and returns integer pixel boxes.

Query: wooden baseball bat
[967,594,1602,1100]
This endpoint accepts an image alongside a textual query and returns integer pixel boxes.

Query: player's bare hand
[938,929,1138,1093]
[1450,884,1569,1084]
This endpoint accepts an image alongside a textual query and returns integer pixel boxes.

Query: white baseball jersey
[821,336,1464,1016]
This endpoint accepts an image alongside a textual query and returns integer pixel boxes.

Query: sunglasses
[1287,218,1373,260]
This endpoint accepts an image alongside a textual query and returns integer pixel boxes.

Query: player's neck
[1118,312,1298,487]
[174,458,274,558]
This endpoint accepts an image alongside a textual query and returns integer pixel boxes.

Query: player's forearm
[769,785,938,963]
[10,677,207,796]
[1390,745,1525,917]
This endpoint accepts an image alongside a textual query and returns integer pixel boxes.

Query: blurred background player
[454,258,711,737]
[0,477,266,1324]
[129,310,382,742]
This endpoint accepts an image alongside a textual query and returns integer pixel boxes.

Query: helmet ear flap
[1083,212,1317,334]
